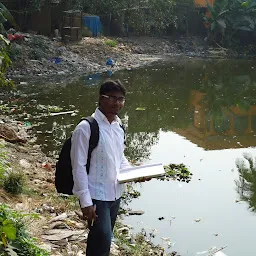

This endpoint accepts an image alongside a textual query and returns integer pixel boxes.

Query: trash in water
[87,73,101,80]
[136,107,146,111]
[50,110,76,116]
[85,73,102,85]
[213,252,227,256]
[24,121,32,127]
[107,70,113,77]
[55,57,61,64]
[197,246,227,256]
[49,57,62,64]
[19,82,28,85]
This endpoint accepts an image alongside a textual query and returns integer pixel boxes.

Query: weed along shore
[0,116,183,256]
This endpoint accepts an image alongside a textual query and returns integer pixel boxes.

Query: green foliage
[124,0,176,35]
[121,183,141,206]
[204,0,256,46]
[104,39,118,47]
[0,72,14,88]
[0,2,15,89]
[205,0,228,34]
[235,153,256,212]
[114,222,164,256]
[0,143,24,195]
[0,2,18,33]
[81,0,177,35]
[0,143,8,184]
[0,204,49,256]
[3,171,25,195]
[0,35,14,89]
[27,0,47,12]
[0,46,12,73]
[163,163,192,182]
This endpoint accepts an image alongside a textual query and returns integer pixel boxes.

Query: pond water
[7,58,256,255]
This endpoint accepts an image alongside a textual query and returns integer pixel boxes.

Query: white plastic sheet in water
[196,246,227,256]
[213,252,227,256]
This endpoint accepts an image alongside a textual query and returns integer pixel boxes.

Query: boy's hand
[81,205,97,222]
[135,177,152,183]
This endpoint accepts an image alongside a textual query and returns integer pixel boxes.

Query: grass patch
[0,142,9,183]
[3,170,25,195]
[104,39,118,47]
[44,194,80,213]
[22,186,40,197]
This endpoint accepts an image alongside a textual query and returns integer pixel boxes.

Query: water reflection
[172,73,256,150]
[174,88,256,150]
[125,132,159,164]
[236,153,256,212]
[7,60,256,158]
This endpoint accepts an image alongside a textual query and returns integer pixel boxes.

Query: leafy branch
[0,204,48,256]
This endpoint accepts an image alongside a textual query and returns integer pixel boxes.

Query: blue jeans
[86,198,121,256]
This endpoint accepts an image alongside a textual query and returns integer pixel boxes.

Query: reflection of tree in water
[235,153,256,212]
[202,78,256,135]
[125,132,159,164]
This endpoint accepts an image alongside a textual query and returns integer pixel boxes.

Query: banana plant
[228,0,256,32]
[204,0,256,46]
[204,0,229,31]
[0,1,18,35]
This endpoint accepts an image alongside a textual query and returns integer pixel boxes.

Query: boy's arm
[120,153,131,171]
[70,123,93,208]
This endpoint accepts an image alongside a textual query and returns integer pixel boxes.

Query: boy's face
[99,91,125,116]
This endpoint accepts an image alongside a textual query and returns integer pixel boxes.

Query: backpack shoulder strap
[116,117,126,145]
[81,116,99,174]
[120,124,126,145]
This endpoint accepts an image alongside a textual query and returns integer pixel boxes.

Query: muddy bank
[0,116,180,256]
[6,34,218,83]
[7,33,256,85]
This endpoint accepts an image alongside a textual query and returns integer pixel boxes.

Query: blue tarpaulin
[83,15,101,37]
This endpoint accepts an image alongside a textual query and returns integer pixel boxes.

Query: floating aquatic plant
[161,164,192,183]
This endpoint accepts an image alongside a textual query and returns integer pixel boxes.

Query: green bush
[104,39,118,47]
[0,143,8,182]
[0,204,49,256]
[3,171,25,195]
[0,36,15,89]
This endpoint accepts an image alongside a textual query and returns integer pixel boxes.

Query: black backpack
[55,117,99,195]
[55,116,126,195]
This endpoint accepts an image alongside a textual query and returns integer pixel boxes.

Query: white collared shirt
[70,108,131,208]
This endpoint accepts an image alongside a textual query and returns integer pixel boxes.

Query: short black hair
[99,80,126,96]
